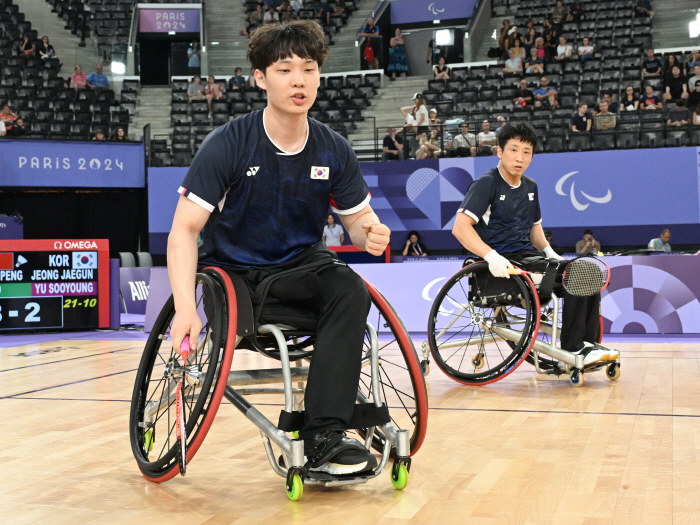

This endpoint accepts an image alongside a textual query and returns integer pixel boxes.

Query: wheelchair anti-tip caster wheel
[286,469,305,501]
[471,354,485,370]
[606,363,621,381]
[421,359,430,376]
[569,369,584,387]
[391,458,411,490]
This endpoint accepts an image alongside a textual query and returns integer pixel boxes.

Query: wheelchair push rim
[427,261,540,385]
[129,268,236,482]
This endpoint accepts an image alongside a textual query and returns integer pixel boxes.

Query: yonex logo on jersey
[528,193,534,201]
[499,195,506,200]
[246,166,260,177]
[310,166,329,180]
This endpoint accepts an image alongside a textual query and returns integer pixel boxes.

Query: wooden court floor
[1,338,700,525]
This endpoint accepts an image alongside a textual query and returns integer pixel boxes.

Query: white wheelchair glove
[484,250,513,279]
[544,246,564,260]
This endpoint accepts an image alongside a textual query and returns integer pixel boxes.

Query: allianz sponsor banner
[390,0,477,24]
[139,8,201,33]
[0,139,145,188]
[119,267,152,315]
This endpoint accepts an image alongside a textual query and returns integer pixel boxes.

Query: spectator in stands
[440,125,453,153]
[620,85,639,111]
[594,92,618,114]
[577,37,594,62]
[513,78,534,107]
[640,84,663,110]
[7,118,26,136]
[87,65,110,90]
[688,65,700,91]
[283,4,299,23]
[511,38,525,60]
[111,127,129,141]
[313,0,330,26]
[552,0,566,24]
[494,115,507,136]
[688,80,700,110]
[264,5,280,23]
[524,48,544,74]
[187,43,201,76]
[381,127,404,160]
[534,36,545,59]
[323,214,345,246]
[0,105,17,131]
[667,99,691,127]
[554,36,573,61]
[517,19,533,36]
[571,102,592,132]
[521,28,537,56]
[332,0,347,22]
[18,34,34,57]
[400,93,429,136]
[648,229,671,252]
[92,129,106,141]
[415,128,442,159]
[534,77,558,108]
[498,20,512,54]
[594,101,616,130]
[693,101,700,126]
[388,28,408,80]
[204,75,224,116]
[291,0,303,13]
[543,32,558,61]
[635,0,651,17]
[544,17,560,41]
[403,231,428,257]
[434,57,450,80]
[566,2,583,23]
[188,76,206,100]
[427,108,441,131]
[37,36,56,60]
[70,65,87,98]
[663,53,680,76]
[477,120,497,156]
[642,48,662,77]
[688,51,700,73]
[576,229,601,254]
[247,4,264,35]
[452,123,477,157]
[229,68,246,90]
[663,66,689,102]
[360,18,381,70]
[503,49,523,75]
[0,121,5,137]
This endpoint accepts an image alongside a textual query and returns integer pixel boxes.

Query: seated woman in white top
[577,37,594,62]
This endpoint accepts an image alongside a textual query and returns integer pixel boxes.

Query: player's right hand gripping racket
[508,256,610,297]
[176,336,190,476]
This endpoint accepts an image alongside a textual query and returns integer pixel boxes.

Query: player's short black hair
[247,20,329,74]
[497,121,538,150]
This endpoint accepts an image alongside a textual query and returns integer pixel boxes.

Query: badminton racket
[507,256,610,297]
[176,335,190,476]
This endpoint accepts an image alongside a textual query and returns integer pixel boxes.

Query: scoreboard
[0,239,110,331]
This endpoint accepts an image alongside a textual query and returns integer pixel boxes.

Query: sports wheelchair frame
[422,260,621,387]
[129,267,428,500]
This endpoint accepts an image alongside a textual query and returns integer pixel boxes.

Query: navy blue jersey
[457,168,542,254]
[179,109,370,267]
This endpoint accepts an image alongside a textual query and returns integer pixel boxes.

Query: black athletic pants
[507,249,601,352]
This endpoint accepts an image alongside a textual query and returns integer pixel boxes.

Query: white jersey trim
[332,193,371,215]
[534,218,542,224]
[178,186,215,213]
[262,107,309,156]
[459,208,480,224]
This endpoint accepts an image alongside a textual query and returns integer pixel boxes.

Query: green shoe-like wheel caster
[144,429,154,452]
[391,464,409,490]
[291,430,299,439]
[287,473,304,501]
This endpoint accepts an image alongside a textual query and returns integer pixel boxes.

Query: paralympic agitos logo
[555,171,612,211]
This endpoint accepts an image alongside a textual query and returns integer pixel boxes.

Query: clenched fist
[362,222,391,256]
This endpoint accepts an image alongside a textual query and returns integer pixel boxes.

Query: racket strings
[563,259,608,296]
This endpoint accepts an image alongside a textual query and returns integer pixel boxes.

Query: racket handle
[506,268,523,275]
[180,335,190,362]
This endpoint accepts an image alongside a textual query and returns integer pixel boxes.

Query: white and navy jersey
[179,109,370,267]
[457,167,542,254]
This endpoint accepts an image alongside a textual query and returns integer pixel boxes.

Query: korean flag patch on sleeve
[310,166,329,180]
[528,192,535,201]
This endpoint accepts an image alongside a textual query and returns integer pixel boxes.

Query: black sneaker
[304,430,378,475]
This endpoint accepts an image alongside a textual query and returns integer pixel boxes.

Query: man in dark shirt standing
[452,122,618,366]
[642,48,662,77]
[381,127,404,160]
[663,65,689,102]
[571,102,592,132]
[360,17,380,70]
[513,79,534,107]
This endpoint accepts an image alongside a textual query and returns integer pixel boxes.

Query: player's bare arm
[452,212,493,258]
[167,195,211,352]
[340,203,390,256]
